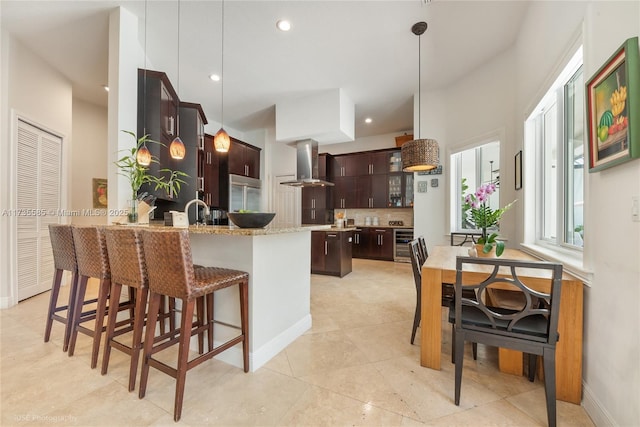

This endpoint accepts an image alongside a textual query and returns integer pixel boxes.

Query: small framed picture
[92,178,108,208]
[431,178,438,187]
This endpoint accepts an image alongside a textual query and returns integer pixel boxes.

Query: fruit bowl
[227,212,276,228]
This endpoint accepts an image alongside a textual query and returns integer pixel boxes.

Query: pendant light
[401,21,439,172]
[214,0,231,153]
[169,0,186,160]
[136,0,152,167]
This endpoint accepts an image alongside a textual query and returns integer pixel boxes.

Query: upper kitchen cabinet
[202,133,221,208]
[352,151,390,175]
[388,173,414,207]
[228,138,261,179]
[174,102,207,220]
[331,155,359,177]
[137,69,180,201]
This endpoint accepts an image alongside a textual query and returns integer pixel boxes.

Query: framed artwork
[515,150,522,190]
[92,178,108,208]
[586,36,639,172]
[417,165,443,175]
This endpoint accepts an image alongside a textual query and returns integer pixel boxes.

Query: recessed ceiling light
[209,74,221,82]
[365,117,372,124]
[102,85,109,92]
[276,20,291,32]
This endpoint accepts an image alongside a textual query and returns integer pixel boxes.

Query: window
[450,140,500,232]
[526,47,584,249]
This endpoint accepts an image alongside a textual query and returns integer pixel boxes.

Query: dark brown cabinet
[311,231,353,277]
[175,102,207,223]
[387,172,414,207]
[333,176,357,209]
[202,133,221,208]
[352,227,393,261]
[352,151,390,175]
[137,69,180,201]
[355,175,388,208]
[302,185,333,224]
[229,138,260,179]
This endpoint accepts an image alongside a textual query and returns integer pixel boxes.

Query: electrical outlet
[632,197,639,222]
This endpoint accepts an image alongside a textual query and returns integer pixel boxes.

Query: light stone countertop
[186,224,332,236]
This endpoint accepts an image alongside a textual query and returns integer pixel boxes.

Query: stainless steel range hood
[280,139,334,187]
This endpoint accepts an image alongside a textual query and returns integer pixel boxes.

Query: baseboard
[582,381,616,426]
[0,295,16,309]
[189,314,312,372]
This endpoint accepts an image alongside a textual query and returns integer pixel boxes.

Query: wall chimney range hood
[280,139,334,187]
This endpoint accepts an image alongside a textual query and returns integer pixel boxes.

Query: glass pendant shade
[214,128,230,152]
[136,145,152,166]
[401,138,439,172]
[169,136,186,159]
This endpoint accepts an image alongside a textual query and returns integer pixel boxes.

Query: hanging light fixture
[169,0,186,160]
[136,0,152,167]
[214,0,231,153]
[402,21,439,172]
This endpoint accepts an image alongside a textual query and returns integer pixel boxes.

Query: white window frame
[449,134,502,234]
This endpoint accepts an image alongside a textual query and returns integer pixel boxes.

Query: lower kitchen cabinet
[352,227,394,261]
[311,230,353,277]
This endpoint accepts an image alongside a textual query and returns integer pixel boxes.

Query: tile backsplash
[339,208,413,227]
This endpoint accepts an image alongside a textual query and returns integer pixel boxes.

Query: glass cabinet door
[388,174,403,207]
[403,173,414,207]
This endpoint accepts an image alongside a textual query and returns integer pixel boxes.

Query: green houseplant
[116,130,188,222]
[462,182,515,256]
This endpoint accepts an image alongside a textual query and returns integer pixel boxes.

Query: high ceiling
[1,0,529,141]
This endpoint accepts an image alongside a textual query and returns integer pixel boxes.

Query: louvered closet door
[16,120,62,301]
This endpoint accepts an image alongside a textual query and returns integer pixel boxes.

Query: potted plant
[462,182,515,257]
[116,130,188,222]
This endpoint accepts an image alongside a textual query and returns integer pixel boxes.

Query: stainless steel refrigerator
[229,174,262,212]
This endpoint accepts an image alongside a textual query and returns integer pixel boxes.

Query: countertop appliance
[393,228,414,262]
[230,174,262,213]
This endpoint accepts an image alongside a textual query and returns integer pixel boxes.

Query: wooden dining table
[420,246,583,404]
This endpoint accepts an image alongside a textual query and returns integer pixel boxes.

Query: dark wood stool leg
[63,273,80,352]
[90,278,110,369]
[159,296,167,335]
[44,269,64,343]
[169,297,176,332]
[101,281,122,375]
[139,292,161,400]
[174,299,195,422]
[239,280,249,373]
[68,275,89,357]
[196,296,205,354]
[128,287,148,391]
[206,293,214,351]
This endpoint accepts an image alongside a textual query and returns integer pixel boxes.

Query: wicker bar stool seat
[68,226,134,369]
[45,224,99,351]
[139,229,249,422]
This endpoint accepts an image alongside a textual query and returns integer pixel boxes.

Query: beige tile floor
[1,259,594,426]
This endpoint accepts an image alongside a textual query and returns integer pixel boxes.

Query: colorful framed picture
[92,178,108,208]
[586,36,639,172]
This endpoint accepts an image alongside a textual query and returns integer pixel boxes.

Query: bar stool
[138,229,249,422]
[101,227,179,390]
[45,224,84,351]
[67,226,134,369]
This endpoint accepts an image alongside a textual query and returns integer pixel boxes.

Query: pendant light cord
[220,0,225,127]
[143,0,148,137]
[176,0,181,131]
[417,31,421,140]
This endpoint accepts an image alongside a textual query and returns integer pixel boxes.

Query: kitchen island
[186,224,329,371]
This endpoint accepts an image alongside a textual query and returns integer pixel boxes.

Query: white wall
[414,1,639,425]
[1,35,73,307]
[319,130,409,155]
[71,99,108,225]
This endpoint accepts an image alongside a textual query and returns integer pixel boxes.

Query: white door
[273,175,300,227]
[16,119,62,300]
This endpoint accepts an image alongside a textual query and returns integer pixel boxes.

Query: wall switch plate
[632,196,639,222]
[417,181,428,193]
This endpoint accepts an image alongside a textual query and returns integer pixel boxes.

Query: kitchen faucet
[184,199,210,225]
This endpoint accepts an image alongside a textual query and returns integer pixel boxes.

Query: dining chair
[408,239,424,344]
[451,256,563,427]
[138,229,249,422]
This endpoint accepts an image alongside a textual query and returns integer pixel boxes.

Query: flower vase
[474,243,496,258]
[127,199,138,223]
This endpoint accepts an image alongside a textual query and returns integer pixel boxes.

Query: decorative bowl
[227,212,276,228]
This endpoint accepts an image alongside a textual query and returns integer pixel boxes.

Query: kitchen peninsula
[185,223,329,371]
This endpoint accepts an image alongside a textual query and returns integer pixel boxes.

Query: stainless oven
[393,228,414,262]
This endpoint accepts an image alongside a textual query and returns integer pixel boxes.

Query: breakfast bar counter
[185,224,329,371]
